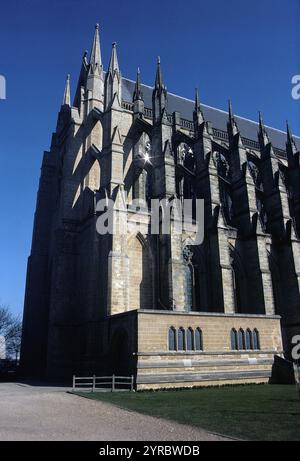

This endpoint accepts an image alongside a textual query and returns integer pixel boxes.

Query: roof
[122,78,300,152]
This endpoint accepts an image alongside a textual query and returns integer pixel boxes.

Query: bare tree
[0,305,22,361]
[0,305,14,337]
[5,321,22,361]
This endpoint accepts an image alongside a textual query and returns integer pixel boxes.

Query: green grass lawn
[74,384,300,441]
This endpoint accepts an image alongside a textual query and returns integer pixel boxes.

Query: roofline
[123,76,300,140]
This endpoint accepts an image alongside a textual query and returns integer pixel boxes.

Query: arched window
[238,329,245,350]
[248,161,259,185]
[253,329,260,350]
[220,184,233,225]
[177,328,185,351]
[177,143,195,200]
[229,247,242,314]
[178,143,195,172]
[187,328,194,351]
[168,327,176,351]
[246,329,252,350]
[231,329,238,350]
[195,328,203,351]
[183,246,194,311]
[214,151,230,180]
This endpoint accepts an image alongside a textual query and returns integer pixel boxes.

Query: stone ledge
[137,358,274,369]
[136,369,272,384]
[136,350,282,357]
[138,310,281,319]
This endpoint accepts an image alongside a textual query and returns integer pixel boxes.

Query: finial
[155,56,164,89]
[195,88,200,112]
[286,120,292,140]
[133,67,143,102]
[193,87,204,125]
[108,41,120,73]
[258,111,263,128]
[258,111,270,146]
[227,99,241,137]
[286,120,297,154]
[89,23,102,67]
[228,99,234,121]
[62,73,71,107]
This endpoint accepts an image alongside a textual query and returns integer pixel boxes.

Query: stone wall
[135,310,282,389]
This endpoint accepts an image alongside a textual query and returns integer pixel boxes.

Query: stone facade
[21,25,300,388]
[136,311,281,389]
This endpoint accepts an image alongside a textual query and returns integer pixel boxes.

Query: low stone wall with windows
[135,310,282,389]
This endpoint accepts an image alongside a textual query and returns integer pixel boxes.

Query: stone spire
[258,111,278,186]
[105,42,122,109]
[193,89,213,166]
[227,100,247,179]
[83,50,88,68]
[133,68,143,102]
[56,74,71,131]
[227,99,239,137]
[86,24,104,111]
[89,24,102,72]
[258,111,270,147]
[193,88,204,126]
[258,111,264,132]
[286,120,299,164]
[73,50,89,109]
[152,57,167,123]
[155,56,164,90]
[228,99,234,123]
[287,120,293,144]
[133,68,144,118]
[108,42,120,74]
[286,120,298,152]
[195,87,200,112]
[62,74,71,107]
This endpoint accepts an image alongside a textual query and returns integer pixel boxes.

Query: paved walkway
[0,382,230,441]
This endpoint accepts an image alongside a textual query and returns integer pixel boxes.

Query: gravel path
[0,382,230,441]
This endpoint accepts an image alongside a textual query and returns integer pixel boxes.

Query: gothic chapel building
[21,25,300,388]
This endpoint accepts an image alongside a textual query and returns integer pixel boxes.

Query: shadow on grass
[74,384,300,441]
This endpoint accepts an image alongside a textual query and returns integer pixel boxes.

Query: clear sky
[0,0,299,316]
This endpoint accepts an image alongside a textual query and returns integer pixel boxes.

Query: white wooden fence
[72,374,134,392]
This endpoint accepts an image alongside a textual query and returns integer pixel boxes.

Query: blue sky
[0,0,299,316]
